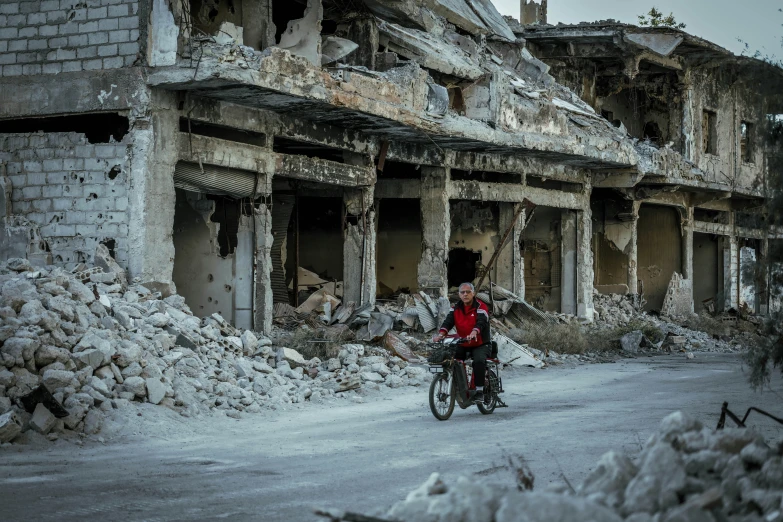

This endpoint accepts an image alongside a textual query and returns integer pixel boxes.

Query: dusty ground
[1,353,781,521]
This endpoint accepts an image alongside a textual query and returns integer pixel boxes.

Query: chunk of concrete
[29,403,57,434]
[620,331,643,353]
[279,347,307,369]
[0,410,23,442]
[94,243,127,287]
[42,369,76,391]
[145,378,166,405]
[123,376,147,398]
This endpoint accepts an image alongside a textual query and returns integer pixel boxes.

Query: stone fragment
[123,376,147,398]
[67,279,96,304]
[279,347,306,369]
[72,349,105,370]
[42,369,76,391]
[88,376,112,397]
[620,331,643,353]
[0,368,16,388]
[83,409,103,435]
[0,410,23,442]
[110,363,124,384]
[94,243,127,287]
[579,451,638,508]
[623,442,686,515]
[240,330,258,356]
[29,403,57,434]
[145,378,166,405]
[145,313,170,328]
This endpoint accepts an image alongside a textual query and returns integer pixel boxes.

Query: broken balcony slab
[148,48,637,169]
[377,21,484,80]
[178,133,374,188]
[449,180,587,210]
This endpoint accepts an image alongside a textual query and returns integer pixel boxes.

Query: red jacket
[439,299,490,348]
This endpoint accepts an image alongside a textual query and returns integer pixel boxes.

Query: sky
[492,0,783,61]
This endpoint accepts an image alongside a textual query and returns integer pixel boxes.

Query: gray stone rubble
[327,412,783,522]
[0,257,430,444]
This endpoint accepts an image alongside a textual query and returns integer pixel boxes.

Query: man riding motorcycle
[433,282,490,402]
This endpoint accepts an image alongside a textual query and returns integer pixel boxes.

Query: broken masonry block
[0,410,23,443]
[30,403,57,434]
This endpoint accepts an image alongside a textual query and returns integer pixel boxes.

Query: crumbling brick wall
[0,0,140,77]
[0,132,129,267]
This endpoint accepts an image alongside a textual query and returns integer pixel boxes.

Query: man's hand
[432,333,445,342]
[467,329,478,341]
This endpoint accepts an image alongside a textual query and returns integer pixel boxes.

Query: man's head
[458,282,476,305]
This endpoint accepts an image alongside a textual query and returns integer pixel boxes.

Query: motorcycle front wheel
[429,372,455,421]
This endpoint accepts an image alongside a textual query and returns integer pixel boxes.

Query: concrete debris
[332,411,783,522]
[0,410,23,442]
[0,258,436,443]
[29,403,57,434]
[620,331,643,353]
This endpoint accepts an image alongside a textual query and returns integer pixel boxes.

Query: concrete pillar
[243,0,275,51]
[343,188,377,306]
[127,89,178,283]
[234,215,255,330]
[627,200,640,295]
[681,206,694,280]
[759,239,769,315]
[418,167,450,298]
[254,203,274,335]
[561,209,578,315]
[575,207,594,321]
[724,235,739,310]
[681,206,695,314]
[496,203,523,294]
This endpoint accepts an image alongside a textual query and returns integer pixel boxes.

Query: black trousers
[455,344,490,387]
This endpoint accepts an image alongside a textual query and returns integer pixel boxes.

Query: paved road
[1,353,781,521]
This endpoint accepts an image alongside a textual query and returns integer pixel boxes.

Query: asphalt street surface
[1,353,781,521]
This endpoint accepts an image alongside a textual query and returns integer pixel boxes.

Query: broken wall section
[0,0,141,77]
[684,69,765,193]
[0,131,130,267]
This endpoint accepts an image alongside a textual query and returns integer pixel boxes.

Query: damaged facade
[0,0,780,333]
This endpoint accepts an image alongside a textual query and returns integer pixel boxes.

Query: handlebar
[433,335,471,345]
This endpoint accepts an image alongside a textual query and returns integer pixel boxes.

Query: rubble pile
[0,251,431,444]
[324,412,783,522]
[591,292,740,355]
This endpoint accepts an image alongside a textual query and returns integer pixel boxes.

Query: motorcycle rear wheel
[477,369,498,415]
[429,373,455,420]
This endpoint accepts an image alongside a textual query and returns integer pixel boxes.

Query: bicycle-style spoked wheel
[477,369,498,414]
[429,372,455,420]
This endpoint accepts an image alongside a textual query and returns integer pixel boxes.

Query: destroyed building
[0,0,781,334]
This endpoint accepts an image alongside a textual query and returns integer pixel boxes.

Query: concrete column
[575,207,595,321]
[496,203,523,294]
[627,200,640,295]
[343,188,377,306]
[234,215,255,330]
[681,206,694,280]
[254,203,274,335]
[418,167,450,298]
[724,235,739,310]
[682,206,695,314]
[243,0,275,51]
[127,89,178,283]
[561,209,578,315]
[759,239,769,315]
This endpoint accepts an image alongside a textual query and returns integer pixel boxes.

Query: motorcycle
[427,336,506,421]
